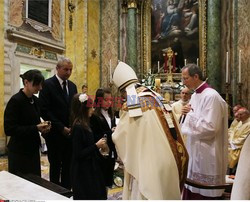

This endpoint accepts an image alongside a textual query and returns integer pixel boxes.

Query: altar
[0,171,70,200]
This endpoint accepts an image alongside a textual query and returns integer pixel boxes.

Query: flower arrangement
[79,93,88,103]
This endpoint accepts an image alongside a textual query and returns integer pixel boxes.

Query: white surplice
[181,86,228,197]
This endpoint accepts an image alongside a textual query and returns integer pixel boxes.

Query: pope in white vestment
[112,62,188,200]
[181,64,228,199]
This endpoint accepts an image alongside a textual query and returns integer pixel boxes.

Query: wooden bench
[185,178,233,200]
[20,173,73,198]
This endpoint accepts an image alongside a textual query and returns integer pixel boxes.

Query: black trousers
[46,138,72,189]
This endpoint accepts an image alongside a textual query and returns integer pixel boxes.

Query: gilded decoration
[199,0,207,77]
[141,0,207,75]
[29,45,45,58]
[9,0,24,27]
[16,44,57,60]
[141,0,151,74]
[68,0,76,31]
[91,49,97,59]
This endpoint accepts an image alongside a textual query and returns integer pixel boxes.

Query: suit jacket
[39,75,77,141]
[4,90,41,154]
[90,113,117,159]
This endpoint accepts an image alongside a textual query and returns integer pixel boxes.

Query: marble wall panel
[238,0,250,109]
[8,0,23,27]
[101,0,119,88]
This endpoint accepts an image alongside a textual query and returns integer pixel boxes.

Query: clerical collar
[195,82,211,93]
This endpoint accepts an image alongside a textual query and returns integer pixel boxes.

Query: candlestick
[225,82,231,119]
[237,83,242,104]
[226,52,229,83]
[184,59,187,66]
[155,78,161,88]
[157,61,160,73]
[197,58,199,66]
[238,50,241,83]
[109,59,112,83]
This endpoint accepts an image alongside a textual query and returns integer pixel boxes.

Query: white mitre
[113,61,142,117]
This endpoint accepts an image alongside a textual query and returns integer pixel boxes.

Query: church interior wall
[238,0,250,110]
[65,0,88,94]
[221,0,250,110]
[87,0,100,96]
[100,0,119,89]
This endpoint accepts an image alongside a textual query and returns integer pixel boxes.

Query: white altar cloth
[0,171,69,200]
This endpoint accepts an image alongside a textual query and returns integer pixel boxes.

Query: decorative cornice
[7,29,65,52]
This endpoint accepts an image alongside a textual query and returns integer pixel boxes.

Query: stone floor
[0,154,122,200]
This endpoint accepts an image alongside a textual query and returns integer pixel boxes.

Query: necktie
[62,80,68,98]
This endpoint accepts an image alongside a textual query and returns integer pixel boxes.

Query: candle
[239,50,241,83]
[226,52,229,83]
[109,59,112,82]
[184,59,187,66]
[157,61,160,73]
[197,58,199,66]
[155,78,161,88]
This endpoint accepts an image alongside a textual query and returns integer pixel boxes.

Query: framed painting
[140,0,207,76]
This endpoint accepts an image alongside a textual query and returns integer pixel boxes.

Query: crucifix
[162,47,177,83]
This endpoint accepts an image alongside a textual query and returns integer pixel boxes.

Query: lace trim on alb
[191,172,222,184]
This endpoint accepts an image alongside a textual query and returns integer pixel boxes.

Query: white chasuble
[112,107,181,200]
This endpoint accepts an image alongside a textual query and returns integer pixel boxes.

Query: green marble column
[127,3,137,72]
[207,0,221,92]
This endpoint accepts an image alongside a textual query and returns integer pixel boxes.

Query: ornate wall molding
[7,29,65,52]
[8,0,24,27]
[199,0,207,77]
[141,0,151,75]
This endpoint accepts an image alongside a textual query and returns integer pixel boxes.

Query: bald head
[233,104,242,115]
[238,107,250,122]
[181,87,191,102]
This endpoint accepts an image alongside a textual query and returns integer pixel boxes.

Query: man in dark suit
[39,57,77,189]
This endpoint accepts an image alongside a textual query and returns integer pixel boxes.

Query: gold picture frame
[140,0,207,76]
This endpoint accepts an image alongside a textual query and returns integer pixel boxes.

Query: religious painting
[151,0,199,74]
